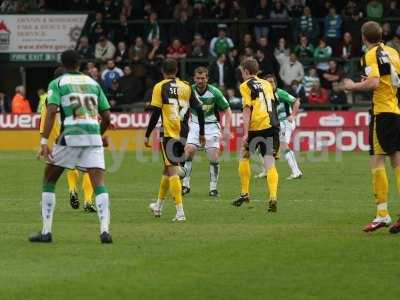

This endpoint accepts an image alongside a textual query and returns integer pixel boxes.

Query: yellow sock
[266,166,279,201]
[169,175,183,205]
[372,167,389,217]
[238,159,250,195]
[67,169,79,193]
[158,175,170,202]
[82,173,94,205]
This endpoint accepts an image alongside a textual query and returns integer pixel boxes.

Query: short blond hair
[361,21,382,44]
[242,58,259,75]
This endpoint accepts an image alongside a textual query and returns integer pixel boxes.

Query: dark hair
[54,66,66,78]
[162,58,178,75]
[362,21,382,44]
[194,66,208,76]
[61,50,80,69]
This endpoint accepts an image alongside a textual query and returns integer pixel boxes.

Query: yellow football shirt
[363,43,400,115]
[150,78,192,139]
[39,100,61,145]
[240,76,276,131]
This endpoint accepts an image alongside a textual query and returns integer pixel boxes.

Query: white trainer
[254,171,266,179]
[172,213,186,222]
[286,173,302,180]
[373,215,392,224]
[149,202,161,217]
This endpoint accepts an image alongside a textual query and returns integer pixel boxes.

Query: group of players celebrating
[30,20,400,244]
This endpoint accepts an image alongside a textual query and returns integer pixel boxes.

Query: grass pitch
[1,150,400,300]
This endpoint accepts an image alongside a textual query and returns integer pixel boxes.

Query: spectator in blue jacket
[324,7,342,55]
[101,59,124,90]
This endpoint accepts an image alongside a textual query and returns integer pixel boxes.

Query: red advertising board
[0,111,370,152]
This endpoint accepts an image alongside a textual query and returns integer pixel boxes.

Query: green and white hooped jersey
[276,88,296,122]
[190,84,230,124]
[47,72,110,147]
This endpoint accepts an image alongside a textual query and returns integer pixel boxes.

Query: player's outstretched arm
[343,77,379,92]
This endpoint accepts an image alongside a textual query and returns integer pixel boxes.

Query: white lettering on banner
[0,114,41,128]
[358,131,370,151]
[355,112,370,126]
[315,131,336,150]
[293,131,315,151]
[336,131,357,151]
[319,114,345,127]
[296,112,307,127]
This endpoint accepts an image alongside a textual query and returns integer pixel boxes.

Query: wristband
[40,138,48,145]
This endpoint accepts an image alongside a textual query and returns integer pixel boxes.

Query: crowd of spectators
[2,0,400,112]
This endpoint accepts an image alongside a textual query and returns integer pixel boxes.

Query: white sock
[41,192,56,234]
[285,150,301,175]
[156,199,164,210]
[176,203,184,215]
[182,159,192,188]
[95,193,110,233]
[209,161,220,191]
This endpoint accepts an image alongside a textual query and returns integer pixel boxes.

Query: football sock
[209,160,220,191]
[82,173,94,205]
[95,186,110,233]
[182,158,193,188]
[266,166,279,201]
[157,175,169,207]
[67,169,79,193]
[169,175,183,205]
[284,149,301,175]
[238,159,250,195]
[372,167,389,218]
[42,183,56,234]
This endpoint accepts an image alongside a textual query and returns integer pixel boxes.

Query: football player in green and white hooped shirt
[30,50,113,244]
[255,74,302,179]
[182,67,232,197]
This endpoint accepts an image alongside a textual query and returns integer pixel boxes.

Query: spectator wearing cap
[209,28,234,58]
[11,86,32,114]
[209,53,235,91]
[95,35,116,61]
[77,36,94,59]
[166,38,187,59]
[279,52,304,88]
[101,59,124,90]
[253,0,271,40]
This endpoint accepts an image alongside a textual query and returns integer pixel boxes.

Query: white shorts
[279,120,295,144]
[187,122,221,149]
[50,145,105,170]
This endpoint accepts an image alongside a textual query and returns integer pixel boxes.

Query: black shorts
[243,128,280,158]
[160,137,185,166]
[369,113,400,155]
